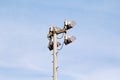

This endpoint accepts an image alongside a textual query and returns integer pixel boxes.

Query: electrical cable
[57,33,64,39]
[58,42,64,51]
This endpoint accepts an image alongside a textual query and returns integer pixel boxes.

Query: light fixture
[64,20,76,30]
[49,26,54,32]
[48,41,53,51]
[48,40,61,51]
[64,34,76,45]
[47,20,76,80]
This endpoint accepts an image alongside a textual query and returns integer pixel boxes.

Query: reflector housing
[48,41,61,51]
[64,35,76,45]
[64,20,76,30]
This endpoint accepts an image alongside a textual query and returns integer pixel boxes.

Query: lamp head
[48,41,53,51]
[49,26,54,32]
[64,20,76,30]
[48,41,61,51]
[64,35,76,45]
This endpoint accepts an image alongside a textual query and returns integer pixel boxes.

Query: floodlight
[49,26,54,32]
[48,41,61,51]
[64,34,76,45]
[48,26,54,38]
[47,20,76,80]
[64,20,76,30]
[48,41,53,51]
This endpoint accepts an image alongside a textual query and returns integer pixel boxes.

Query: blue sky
[0,0,120,80]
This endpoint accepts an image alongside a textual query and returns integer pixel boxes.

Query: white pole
[53,27,58,80]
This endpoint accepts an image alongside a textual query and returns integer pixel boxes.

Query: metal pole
[53,27,58,80]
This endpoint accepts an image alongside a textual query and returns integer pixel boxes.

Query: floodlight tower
[47,20,76,80]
